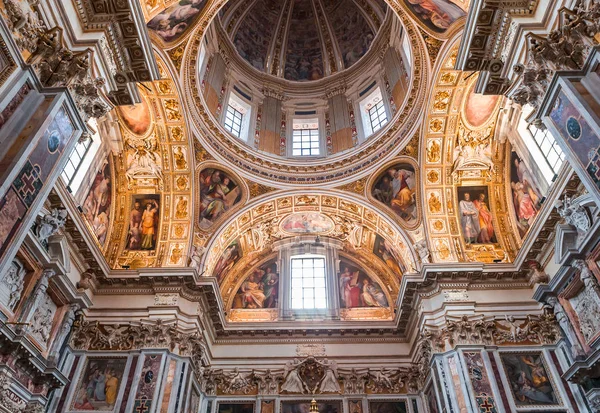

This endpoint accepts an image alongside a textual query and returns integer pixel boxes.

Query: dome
[219,0,388,81]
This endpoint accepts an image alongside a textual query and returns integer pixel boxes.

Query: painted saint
[510,151,543,237]
[373,234,405,278]
[82,162,112,246]
[70,358,127,411]
[232,260,279,309]
[500,353,558,406]
[127,195,160,251]
[147,0,208,43]
[199,168,242,229]
[214,241,241,284]
[405,0,465,32]
[458,187,496,244]
[338,260,388,308]
[372,164,417,224]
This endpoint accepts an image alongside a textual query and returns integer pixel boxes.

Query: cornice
[182,8,429,187]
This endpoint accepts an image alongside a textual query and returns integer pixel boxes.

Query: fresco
[464,83,499,127]
[372,164,417,225]
[218,403,255,413]
[549,90,600,192]
[147,0,208,43]
[500,353,559,407]
[199,168,242,229]
[233,0,282,72]
[404,0,464,33]
[214,240,242,284]
[0,106,74,260]
[339,259,388,308]
[126,194,160,251]
[368,402,407,413]
[457,186,496,244]
[373,234,405,278]
[70,357,128,411]
[284,1,324,81]
[232,259,279,309]
[281,401,340,413]
[281,212,334,234]
[509,151,544,237]
[325,0,375,68]
[82,162,112,246]
[117,94,152,135]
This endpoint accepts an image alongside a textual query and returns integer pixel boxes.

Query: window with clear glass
[290,256,327,309]
[292,118,320,156]
[61,136,93,189]
[516,105,565,183]
[368,100,388,133]
[528,123,565,174]
[224,104,243,138]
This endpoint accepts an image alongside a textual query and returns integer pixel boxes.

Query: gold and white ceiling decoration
[421,43,519,264]
[177,1,429,186]
[108,53,194,269]
[201,191,419,286]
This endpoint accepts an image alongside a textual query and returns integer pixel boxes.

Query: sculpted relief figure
[34,208,67,245]
[319,361,341,393]
[281,360,306,393]
[125,137,164,185]
[0,258,26,310]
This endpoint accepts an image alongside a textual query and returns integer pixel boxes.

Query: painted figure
[459,192,480,244]
[141,200,159,250]
[199,169,241,228]
[147,0,207,42]
[372,165,417,223]
[473,193,494,243]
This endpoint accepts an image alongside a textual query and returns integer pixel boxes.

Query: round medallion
[47,130,60,153]
[566,116,582,140]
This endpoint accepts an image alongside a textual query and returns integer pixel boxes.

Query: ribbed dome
[219,0,387,81]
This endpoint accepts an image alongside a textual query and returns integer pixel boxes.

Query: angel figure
[504,315,524,342]
[189,245,206,269]
[125,137,164,184]
[281,361,305,393]
[319,362,341,393]
[102,324,129,349]
[369,368,394,389]
[223,368,251,393]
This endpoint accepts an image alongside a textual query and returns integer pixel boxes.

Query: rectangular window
[368,100,388,133]
[292,128,320,156]
[292,118,320,156]
[224,104,243,138]
[290,256,327,309]
[61,136,93,189]
[528,123,565,174]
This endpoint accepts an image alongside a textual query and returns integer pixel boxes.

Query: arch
[201,190,420,290]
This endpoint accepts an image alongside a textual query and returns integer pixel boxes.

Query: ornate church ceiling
[219,0,387,81]
[76,0,561,330]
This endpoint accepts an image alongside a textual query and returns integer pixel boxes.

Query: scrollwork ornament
[555,195,591,238]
